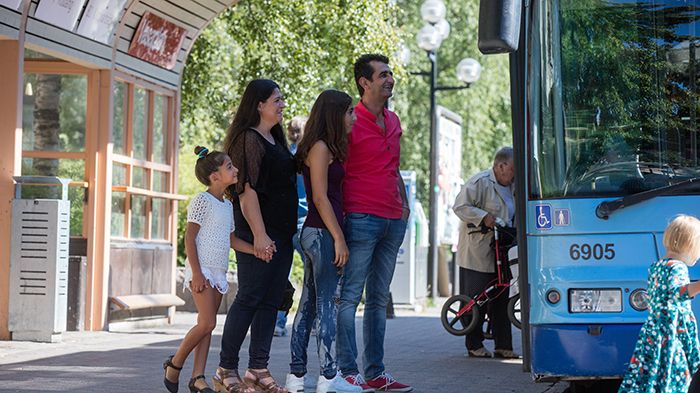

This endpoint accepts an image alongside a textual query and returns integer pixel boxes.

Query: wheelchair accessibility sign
[535,204,552,230]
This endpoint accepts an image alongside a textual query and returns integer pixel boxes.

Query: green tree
[178,0,403,264]
[178,0,515,263]
[393,0,513,206]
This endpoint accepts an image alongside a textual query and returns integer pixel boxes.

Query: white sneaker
[317,373,363,393]
[286,373,305,393]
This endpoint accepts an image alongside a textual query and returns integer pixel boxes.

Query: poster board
[0,0,23,11]
[128,12,186,70]
[435,105,463,246]
[34,0,87,31]
[76,0,127,44]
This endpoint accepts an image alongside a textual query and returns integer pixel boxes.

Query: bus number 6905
[569,243,615,261]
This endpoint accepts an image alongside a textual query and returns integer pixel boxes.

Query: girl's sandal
[163,355,183,393]
[244,368,288,393]
[212,367,254,393]
[188,375,216,393]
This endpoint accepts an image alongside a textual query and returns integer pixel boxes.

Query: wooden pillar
[83,69,113,330]
[0,41,24,339]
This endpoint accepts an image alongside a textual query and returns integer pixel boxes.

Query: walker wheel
[441,294,480,336]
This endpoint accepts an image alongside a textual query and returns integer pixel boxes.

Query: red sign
[128,12,186,70]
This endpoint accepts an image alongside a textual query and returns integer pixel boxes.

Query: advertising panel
[76,0,127,44]
[435,106,462,246]
[34,0,87,31]
[128,12,186,70]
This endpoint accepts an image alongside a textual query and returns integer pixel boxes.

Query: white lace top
[183,192,235,294]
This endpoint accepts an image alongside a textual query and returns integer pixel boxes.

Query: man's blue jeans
[290,227,343,378]
[336,213,407,379]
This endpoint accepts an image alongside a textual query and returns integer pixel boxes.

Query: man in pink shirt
[337,54,413,393]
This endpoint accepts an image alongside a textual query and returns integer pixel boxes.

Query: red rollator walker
[440,221,521,336]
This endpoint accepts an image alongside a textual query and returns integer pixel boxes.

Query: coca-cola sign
[128,12,186,70]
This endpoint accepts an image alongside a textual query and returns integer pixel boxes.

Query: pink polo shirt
[343,101,403,219]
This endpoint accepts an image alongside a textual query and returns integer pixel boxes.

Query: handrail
[111,185,187,201]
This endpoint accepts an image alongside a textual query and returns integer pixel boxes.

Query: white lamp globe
[435,18,450,40]
[395,44,412,65]
[456,58,482,84]
[417,24,443,52]
[421,0,446,24]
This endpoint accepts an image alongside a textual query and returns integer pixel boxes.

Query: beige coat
[453,169,515,273]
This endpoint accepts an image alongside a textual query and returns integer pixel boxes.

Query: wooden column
[83,69,113,330]
[0,41,24,339]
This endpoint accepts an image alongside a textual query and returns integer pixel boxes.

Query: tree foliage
[392,0,512,205]
[178,0,514,263]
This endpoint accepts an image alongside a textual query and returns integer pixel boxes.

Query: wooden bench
[110,293,185,311]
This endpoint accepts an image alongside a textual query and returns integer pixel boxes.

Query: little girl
[618,215,700,393]
[163,146,267,393]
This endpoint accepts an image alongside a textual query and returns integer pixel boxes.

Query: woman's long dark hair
[223,79,288,156]
[295,89,352,168]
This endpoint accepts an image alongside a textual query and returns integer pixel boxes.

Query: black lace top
[227,129,298,238]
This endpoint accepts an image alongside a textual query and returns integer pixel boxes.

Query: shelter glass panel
[111,191,126,237]
[153,94,167,164]
[132,87,147,160]
[132,166,148,189]
[113,81,127,155]
[151,198,167,240]
[130,195,146,239]
[113,163,127,186]
[22,74,87,152]
[153,170,168,192]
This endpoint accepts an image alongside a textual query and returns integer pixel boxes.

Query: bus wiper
[596,177,700,219]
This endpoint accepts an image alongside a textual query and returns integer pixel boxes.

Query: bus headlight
[629,289,649,311]
[569,289,622,313]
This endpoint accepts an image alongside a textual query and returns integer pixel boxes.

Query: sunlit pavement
[0,304,568,393]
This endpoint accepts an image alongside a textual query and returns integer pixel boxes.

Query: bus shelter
[0,0,236,338]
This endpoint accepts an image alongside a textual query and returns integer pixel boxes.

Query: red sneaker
[366,372,413,392]
[344,374,375,393]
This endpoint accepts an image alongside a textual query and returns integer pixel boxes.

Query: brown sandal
[212,367,254,393]
[244,368,288,393]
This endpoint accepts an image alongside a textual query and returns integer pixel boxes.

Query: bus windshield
[529,0,700,199]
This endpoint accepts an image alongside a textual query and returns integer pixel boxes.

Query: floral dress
[618,258,700,393]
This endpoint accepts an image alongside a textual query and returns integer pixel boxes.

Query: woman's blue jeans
[289,227,343,378]
[336,213,407,379]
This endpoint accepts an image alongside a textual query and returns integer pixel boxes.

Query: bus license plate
[569,289,622,313]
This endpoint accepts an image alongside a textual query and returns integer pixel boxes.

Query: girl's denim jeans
[289,226,343,378]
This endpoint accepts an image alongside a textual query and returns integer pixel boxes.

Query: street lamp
[413,0,481,299]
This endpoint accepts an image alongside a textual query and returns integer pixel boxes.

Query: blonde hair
[663,215,700,265]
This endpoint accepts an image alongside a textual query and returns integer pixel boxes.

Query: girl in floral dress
[619,215,700,393]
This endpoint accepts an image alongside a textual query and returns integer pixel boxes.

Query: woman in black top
[214,79,297,393]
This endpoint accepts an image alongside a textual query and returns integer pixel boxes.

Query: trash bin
[8,176,71,342]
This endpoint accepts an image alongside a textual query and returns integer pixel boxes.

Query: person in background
[452,146,519,359]
[275,115,309,337]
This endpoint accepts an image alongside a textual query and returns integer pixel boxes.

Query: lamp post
[414,0,482,299]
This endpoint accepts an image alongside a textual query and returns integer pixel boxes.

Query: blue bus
[480,0,700,389]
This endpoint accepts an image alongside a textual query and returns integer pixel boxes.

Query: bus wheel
[441,295,480,336]
[507,294,522,329]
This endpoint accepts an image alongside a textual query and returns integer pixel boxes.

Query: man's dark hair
[354,53,390,97]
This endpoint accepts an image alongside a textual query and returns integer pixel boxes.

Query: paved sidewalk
[0,307,567,393]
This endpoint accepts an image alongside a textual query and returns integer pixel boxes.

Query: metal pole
[428,50,439,299]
